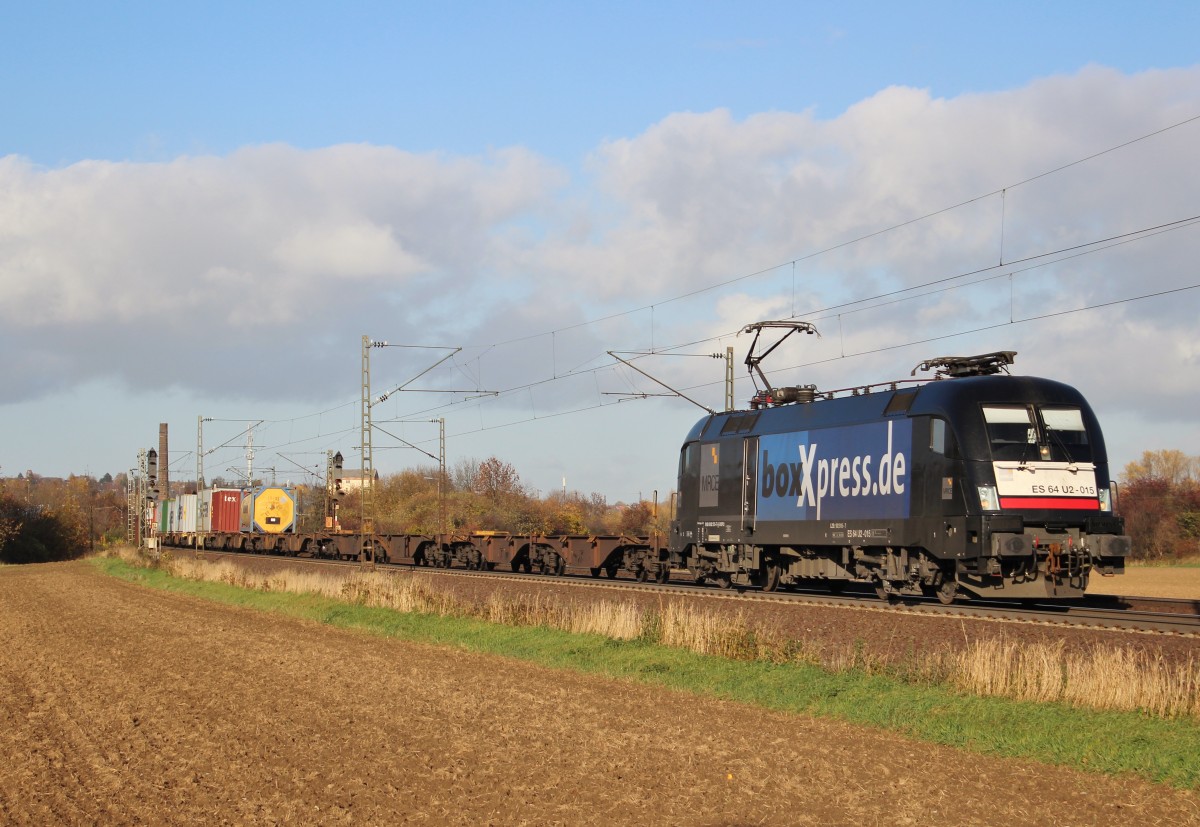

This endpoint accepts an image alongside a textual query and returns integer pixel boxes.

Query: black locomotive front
[670,365,1130,601]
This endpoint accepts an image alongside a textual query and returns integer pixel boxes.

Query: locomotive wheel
[936,579,959,605]
[760,561,781,593]
[555,556,566,576]
[873,580,892,601]
[713,573,732,589]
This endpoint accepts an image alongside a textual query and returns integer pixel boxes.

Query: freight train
[156,486,666,579]
[155,328,1130,602]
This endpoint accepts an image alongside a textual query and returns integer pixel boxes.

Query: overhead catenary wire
[231,238,1200,468]
[222,115,1200,436]
[189,113,1199,476]
[461,112,1200,350]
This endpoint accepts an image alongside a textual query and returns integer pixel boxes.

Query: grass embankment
[96,552,1200,789]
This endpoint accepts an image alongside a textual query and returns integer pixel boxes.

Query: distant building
[336,469,379,493]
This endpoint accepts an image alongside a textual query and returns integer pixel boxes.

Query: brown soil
[2,561,1199,825]
[1089,566,1200,600]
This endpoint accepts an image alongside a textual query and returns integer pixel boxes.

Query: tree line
[1118,450,1200,561]
[304,456,670,538]
[0,472,127,564]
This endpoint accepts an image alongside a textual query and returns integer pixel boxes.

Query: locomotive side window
[680,443,698,477]
[1040,407,1091,462]
[681,441,700,506]
[982,405,1036,460]
[930,418,947,455]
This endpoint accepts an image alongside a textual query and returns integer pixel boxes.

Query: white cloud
[2,65,1199,481]
[0,144,566,402]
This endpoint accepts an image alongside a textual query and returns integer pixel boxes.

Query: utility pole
[361,335,384,539]
[137,449,146,549]
[434,417,445,537]
[325,449,334,528]
[360,337,483,556]
[196,415,208,549]
[126,467,137,544]
[196,415,207,491]
[724,346,735,411]
[245,423,255,488]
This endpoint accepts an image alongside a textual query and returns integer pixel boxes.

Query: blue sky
[9,2,1199,165]
[2,1,1199,499]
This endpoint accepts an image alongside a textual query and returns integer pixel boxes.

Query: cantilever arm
[607,352,716,414]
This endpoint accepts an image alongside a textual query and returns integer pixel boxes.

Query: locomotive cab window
[982,406,1036,461]
[1040,406,1091,462]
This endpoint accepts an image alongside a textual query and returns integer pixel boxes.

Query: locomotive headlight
[977,485,1000,511]
[1099,487,1112,512]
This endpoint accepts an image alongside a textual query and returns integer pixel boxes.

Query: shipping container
[240,486,297,534]
[204,488,242,533]
[175,493,198,533]
[158,500,171,534]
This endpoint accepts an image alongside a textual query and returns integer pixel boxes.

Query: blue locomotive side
[755,419,912,522]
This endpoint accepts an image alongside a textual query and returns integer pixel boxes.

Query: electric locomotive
[670,322,1130,602]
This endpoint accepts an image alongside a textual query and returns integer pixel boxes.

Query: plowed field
[2,561,1198,826]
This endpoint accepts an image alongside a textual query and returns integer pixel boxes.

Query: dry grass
[116,547,1200,719]
[954,637,1200,717]
[659,601,759,658]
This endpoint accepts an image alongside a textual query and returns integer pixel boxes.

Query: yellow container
[240,486,297,533]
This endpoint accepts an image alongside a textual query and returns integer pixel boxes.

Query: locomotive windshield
[982,404,1092,463]
[1040,406,1091,462]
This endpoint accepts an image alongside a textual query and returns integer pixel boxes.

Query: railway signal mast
[325,450,345,531]
[141,448,159,549]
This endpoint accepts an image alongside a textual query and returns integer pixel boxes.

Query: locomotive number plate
[992,461,1100,509]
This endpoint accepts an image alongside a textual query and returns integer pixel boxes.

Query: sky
[2,1,1199,503]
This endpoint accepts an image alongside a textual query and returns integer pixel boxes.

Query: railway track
[172,547,1200,637]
